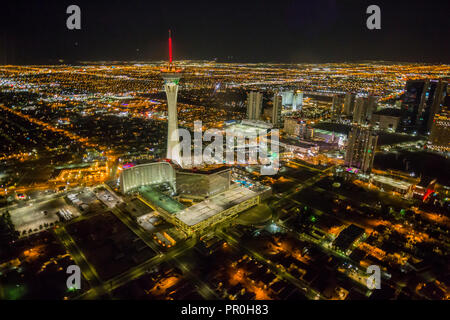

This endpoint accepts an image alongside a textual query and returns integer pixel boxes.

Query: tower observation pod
[161,29,183,166]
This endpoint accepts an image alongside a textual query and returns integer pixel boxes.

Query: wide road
[274,164,335,204]
[53,226,106,297]
[172,257,219,300]
[109,206,161,254]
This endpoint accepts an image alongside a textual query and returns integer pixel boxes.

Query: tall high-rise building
[247,91,263,120]
[399,80,427,132]
[429,95,450,152]
[280,90,302,111]
[161,30,182,165]
[399,79,448,133]
[344,93,356,116]
[352,97,368,124]
[367,95,378,117]
[272,94,282,127]
[345,126,378,173]
[331,94,344,119]
[280,90,294,106]
[352,96,375,124]
[427,80,448,132]
[293,91,303,111]
[429,109,450,152]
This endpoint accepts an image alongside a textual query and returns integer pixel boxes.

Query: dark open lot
[0,231,89,299]
[374,151,450,186]
[66,211,157,281]
[270,164,320,194]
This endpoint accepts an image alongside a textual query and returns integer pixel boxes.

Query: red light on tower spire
[168,29,173,66]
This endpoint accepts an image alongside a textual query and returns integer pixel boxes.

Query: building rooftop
[240,119,273,129]
[333,224,365,251]
[311,122,351,135]
[177,165,230,175]
[174,186,257,226]
[372,175,413,190]
[373,108,402,117]
[139,185,185,214]
[225,121,271,136]
[279,137,318,148]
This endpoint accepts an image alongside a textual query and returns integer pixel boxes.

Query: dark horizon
[1,0,450,65]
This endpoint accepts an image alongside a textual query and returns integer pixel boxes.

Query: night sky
[1,0,449,64]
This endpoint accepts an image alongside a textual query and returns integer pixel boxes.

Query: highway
[53,226,107,297]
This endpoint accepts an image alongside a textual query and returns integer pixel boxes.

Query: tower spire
[168,29,173,67]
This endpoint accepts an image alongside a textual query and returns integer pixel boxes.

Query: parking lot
[95,187,121,208]
[10,197,80,237]
[137,212,160,232]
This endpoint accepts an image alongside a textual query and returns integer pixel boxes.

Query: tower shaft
[164,80,180,164]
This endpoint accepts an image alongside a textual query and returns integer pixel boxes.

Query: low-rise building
[371,108,401,131]
[171,186,260,235]
[371,175,414,198]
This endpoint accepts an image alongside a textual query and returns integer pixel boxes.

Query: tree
[0,211,19,255]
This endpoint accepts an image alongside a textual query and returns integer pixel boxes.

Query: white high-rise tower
[247,91,263,120]
[161,30,182,165]
[272,94,282,126]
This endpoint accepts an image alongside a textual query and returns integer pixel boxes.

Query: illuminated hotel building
[367,95,378,117]
[344,93,356,116]
[272,94,282,127]
[399,79,448,134]
[331,94,344,119]
[352,96,376,125]
[176,167,231,199]
[344,125,378,174]
[429,100,450,152]
[427,81,448,132]
[280,90,303,110]
[352,97,368,124]
[293,90,303,110]
[247,91,263,120]
[120,162,176,194]
[280,90,294,106]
